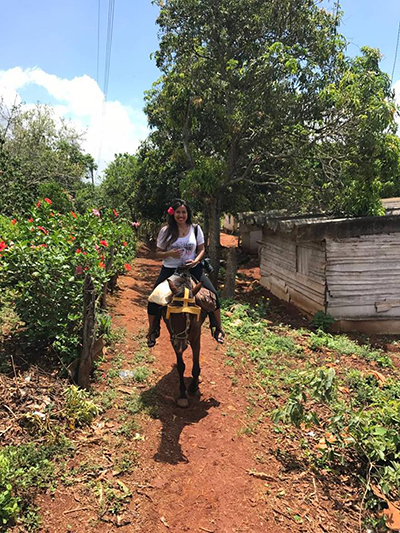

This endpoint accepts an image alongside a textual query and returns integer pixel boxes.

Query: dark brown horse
[164,270,206,407]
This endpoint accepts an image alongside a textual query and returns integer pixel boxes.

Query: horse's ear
[192,281,203,296]
[168,279,179,295]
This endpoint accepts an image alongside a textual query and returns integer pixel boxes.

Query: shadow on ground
[140,366,220,465]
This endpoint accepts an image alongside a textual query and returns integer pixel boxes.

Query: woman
[147,198,225,348]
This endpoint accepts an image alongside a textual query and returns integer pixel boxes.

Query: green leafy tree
[147,0,347,276]
[0,100,96,215]
[98,153,140,220]
[316,47,400,216]
[146,0,400,279]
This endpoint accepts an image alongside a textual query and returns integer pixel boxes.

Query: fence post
[101,245,115,309]
[78,273,95,389]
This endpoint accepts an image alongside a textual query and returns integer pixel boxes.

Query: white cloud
[0,66,149,178]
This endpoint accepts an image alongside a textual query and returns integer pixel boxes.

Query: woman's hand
[185,259,198,268]
[169,248,183,259]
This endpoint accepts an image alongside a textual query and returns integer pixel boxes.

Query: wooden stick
[63,506,89,515]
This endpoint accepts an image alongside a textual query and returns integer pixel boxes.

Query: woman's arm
[156,247,182,260]
[185,243,205,268]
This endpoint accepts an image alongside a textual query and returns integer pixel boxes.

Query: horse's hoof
[177,397,189,408]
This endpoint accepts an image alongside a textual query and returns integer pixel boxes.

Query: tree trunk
[221,247,238,300]
[203,201,210,251]
[78,274,95,389]
[208,196,221,286]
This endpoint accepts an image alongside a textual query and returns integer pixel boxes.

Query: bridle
[166,286,201,345]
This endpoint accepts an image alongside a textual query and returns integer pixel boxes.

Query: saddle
[148,270,217,313]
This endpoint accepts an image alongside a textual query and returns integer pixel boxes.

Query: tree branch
[182,100,195,169]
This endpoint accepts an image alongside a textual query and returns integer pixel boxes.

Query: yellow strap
[166,305,201,320]
[166,287,201,321]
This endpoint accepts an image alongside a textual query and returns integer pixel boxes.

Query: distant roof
[262,214,400,242]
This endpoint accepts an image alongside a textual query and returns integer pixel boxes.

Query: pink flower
[167,207,175,215]
[27,218,34,223]
[75,265,83,275]
[131,221,140,228]
[36,200,41,209]
[92,209,101,218]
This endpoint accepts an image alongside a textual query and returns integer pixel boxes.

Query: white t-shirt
[157,224,205,268]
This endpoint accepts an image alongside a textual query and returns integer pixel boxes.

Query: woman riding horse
[146,198,225,347]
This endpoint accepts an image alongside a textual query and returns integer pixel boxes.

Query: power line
[96,0,116,180]
[391,21,400,85]
[96,0,101,84]
[103,0,116,101]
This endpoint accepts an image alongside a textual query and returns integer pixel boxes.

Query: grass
[0,438,73,530]
[221,300,400,528]
[309,330,393,368]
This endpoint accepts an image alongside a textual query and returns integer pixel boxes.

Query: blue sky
[1,0,400,176]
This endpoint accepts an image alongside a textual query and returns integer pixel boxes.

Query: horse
[164,269,206,407]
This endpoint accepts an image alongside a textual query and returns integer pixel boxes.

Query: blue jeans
[147,264,220,317]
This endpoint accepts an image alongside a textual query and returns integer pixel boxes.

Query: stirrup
[212,327,225,345]
[147,328,160,348]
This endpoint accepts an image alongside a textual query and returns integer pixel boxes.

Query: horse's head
[166,274,202,353]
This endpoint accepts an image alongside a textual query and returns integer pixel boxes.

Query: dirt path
[35,237,357,533]
[105,242,281,533]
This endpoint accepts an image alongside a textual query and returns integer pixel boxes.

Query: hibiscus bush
[0,199,136,364]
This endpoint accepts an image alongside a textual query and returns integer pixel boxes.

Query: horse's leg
[188,333,200,395]
[176,351,189,408]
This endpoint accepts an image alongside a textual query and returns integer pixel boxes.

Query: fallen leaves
[371,485,400,530]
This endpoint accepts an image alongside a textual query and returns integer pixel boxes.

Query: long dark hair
[160,198,193,248]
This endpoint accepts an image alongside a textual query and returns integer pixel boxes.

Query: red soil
[31,233,359,532]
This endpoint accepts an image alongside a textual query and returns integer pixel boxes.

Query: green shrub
[0,201,136,363]
[311,311,335,331]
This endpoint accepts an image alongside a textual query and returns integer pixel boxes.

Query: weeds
[63,385,99,427]
[0,439,71,530]
[222,299,400,522]
[309,331,393,368]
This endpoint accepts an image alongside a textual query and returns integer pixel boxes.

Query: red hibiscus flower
[99,261,105,269]
[37,226,48,235]
[0,241,7,252]
[124,263,132,272]
[44,198,52,205]
[99,239,108,247]
[113,208,119,217]
[70,211,77,219]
